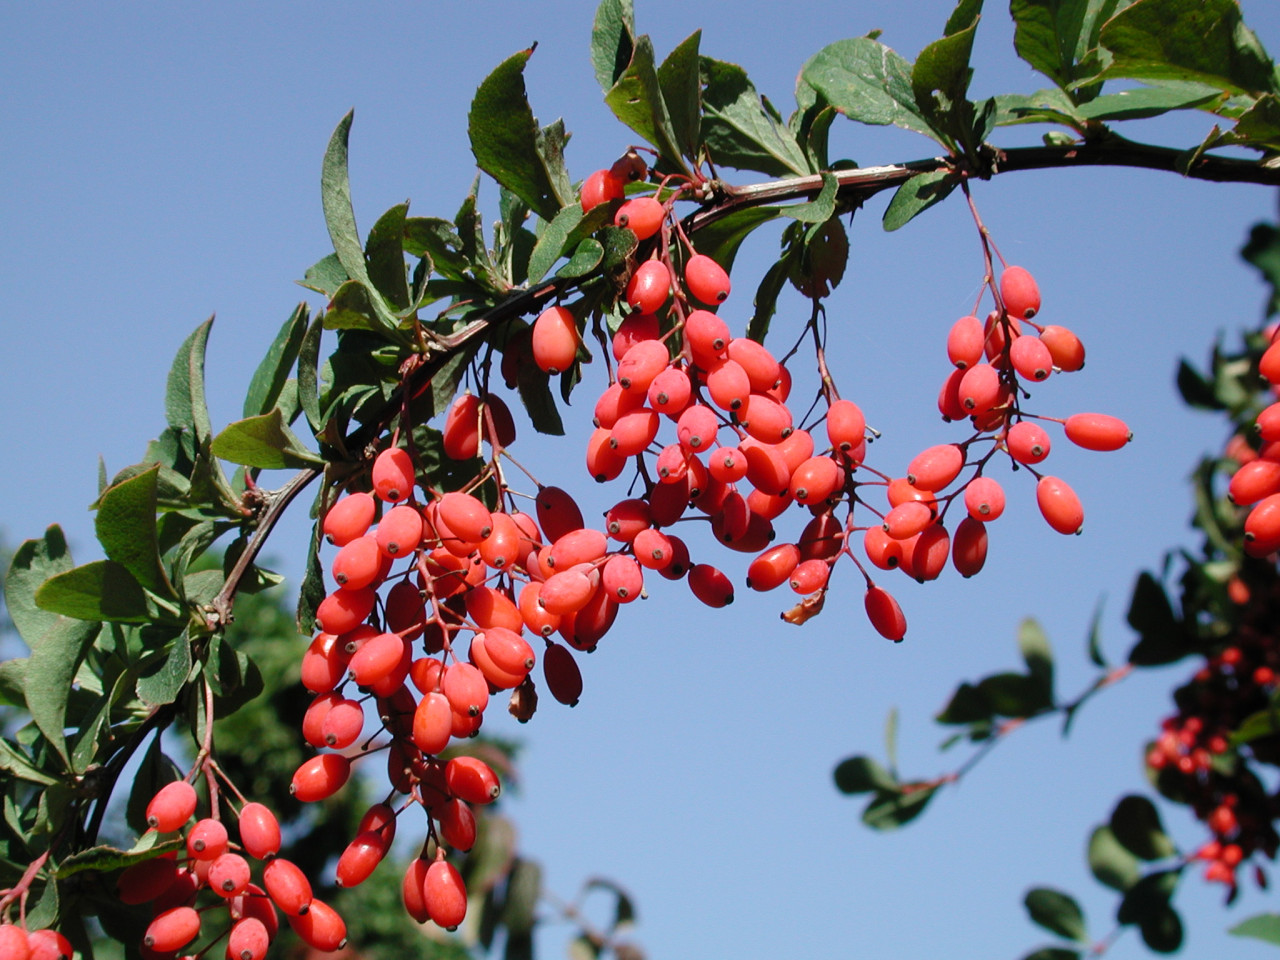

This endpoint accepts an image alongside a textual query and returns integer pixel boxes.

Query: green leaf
[322,111,369,291]
[297,311,325,433]
[1100,0,1280,97]
[1088,825,1142,890]
[469,49,570,222]
[526,204,583,284]
[1024,887,1088,942]
[298,252,348,297]
[912,18,980,119]
[0,739,58,786]
[1110,794,1177,860]
[882,169,957,231]
[1020,950,1080,960]
[1243,221,1280,318]
[700,57,811,177]
[658,31,702,162]
[211,408,324,470]
[404,217,470,281]
[96,465,178,603]
[556,238,605,279]
[136,631,193,706]
[801,37,940,143]
[1140,905,1183,953]
[1086,598,1108,668]
[604,34,687,173]
[1010,0,1125,92]
[24,616,100,767]
[591,0,635,92]
[0,660,26,708]
[1175,357,1225,410]
[1230,913,1280,946]
[861,785,937,830]
[165,317,214,445]
[1018,617,1055,697]
[55,837,183,880]
[1075,81,1224,120]
[833,755,899,794]
[1116,869,1179,926]
[323,279,391,334]
[244,304,310,418]
[1231,700,1280,745]
[782,172,839,224]
[36,560,150,623]
[364,203,411,311]
[5,525,74,646]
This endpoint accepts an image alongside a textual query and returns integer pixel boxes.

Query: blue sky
[5,2,1280,958]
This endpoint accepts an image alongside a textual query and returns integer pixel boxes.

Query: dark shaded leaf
[936,681,993,724]
[527,203,584,283]
[404,217,470,281]
[1020,950,1080,960]
[833,755,898,794]
[211,409,324,470]
[1140,904,1183,953]
[783,171,839,224]
[1116,869,1179,926]
[1111,795,1177,860]
[469,49,570,222]
[297,310,325,433]
[701,57,810,176]
[1126,571,1192,665]
[0,739,57,786]
[1024,887,1088,942]
[557,238,605,279]
[1175,358,1225,410]
[1089,825,1142,891]
[1018,617,1055,697]
[136,631,192,706]
[298,252,348,297]
[861,785,936,830]
[883,169,956,231]
[1010,0,1125,93]
[1087,598,1108,668]
[500,857,541,935]
[747,257,790,343]
[978,671,1052,718]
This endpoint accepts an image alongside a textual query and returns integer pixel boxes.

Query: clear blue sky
[4,2,1280,958]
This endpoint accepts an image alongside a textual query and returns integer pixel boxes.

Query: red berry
[445,755,501,805]
[25,931,72,960]
[372,447,414,503]
[1040,325,1085,371]
[727,338,782,392]
[1000,265,1041,319]
[907,444,964,492]
[958,364,1001,415]
[616,339,671,394]
[1009,335,1053,381]
[1036,476,1084,535]
[684,309,731,366]
[788,558,830,594]
[320,698,365,748]
[227,917,270,960]
[947,315,984,369]
[580,169,624,213]
[687,563,734,607]
[263,858,313,917]
[424,859,468,930]
[626,260,671,314]
[442,662,489,718]
[437,798,478,852]
[287,898,346,952]
[883,501,933,541]
[323,492,376,546]
[825,399,866,452]
[964,476,1006,522]
[543,642,584,705]
[331,535,382,591]
[117,855,179,905]
[443,393,482,460]
[209,853,252,898]
[146,780,197,833]
[290,754,351,803]
[614,196,664,239]
[951,515,989,577]
[865,586,907,641]
[905,523,950,583]
[1064,413,1132,452]
[144,907,201,953]
[648,366,692,417]
[237,802,281,861]
[532,305,581,375]
[739,394,793,444]
[402,859,431,924]
[684,253,731,305]
[348,632,405,688]
[1005,421,1051,464]
[335,831,387,888]
[187,817,229,860]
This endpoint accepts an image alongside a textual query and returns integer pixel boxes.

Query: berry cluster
[1228,333,1280,554]
[114,780,347,958]
[1145,565,1280,894]
[0,924,72,960]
